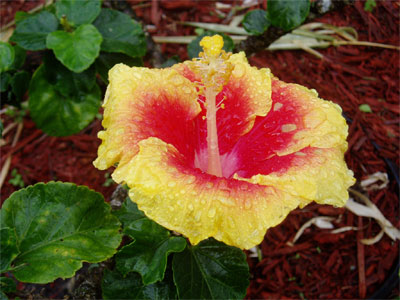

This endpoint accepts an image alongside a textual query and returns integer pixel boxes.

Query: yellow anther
[200,35,224,58]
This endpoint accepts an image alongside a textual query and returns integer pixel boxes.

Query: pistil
[195,35,232,177]
[205,88,222,177]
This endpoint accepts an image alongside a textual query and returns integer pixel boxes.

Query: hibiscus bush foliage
[0,182,249,299]
[1,0,146,136]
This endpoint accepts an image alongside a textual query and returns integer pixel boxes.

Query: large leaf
[10,11,59,50]
[102,269,177,300]
[0,182,122,284]
[0,42,14,73]
[172,238,249,299]
[267,0,310,31]
[46,24,102,73]
[0,228,19,273]
[93,8,146,58]
[95,52,143,84]
[29,64,101,136]
[188,32,234,59]
[242,9,270,35]
[113,200,186,284]
[55,0,101,27]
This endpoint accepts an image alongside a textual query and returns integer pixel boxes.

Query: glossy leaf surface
[10,11,59,50]
[243,9,270,35]
[0,182,122,283]
[172,238,249,299]
[55,0,101,27]
[102,269,176,300]
[46,24,102,73]
[267,0,310,31]
[29,65,100,136]
[113,199,186,284]
[93,9,146,58]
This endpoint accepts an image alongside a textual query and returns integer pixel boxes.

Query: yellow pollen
[200,35,224,57]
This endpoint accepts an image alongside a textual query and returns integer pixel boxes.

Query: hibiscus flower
[94,35,355,249]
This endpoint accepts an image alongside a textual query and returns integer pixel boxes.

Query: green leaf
[43,52,97,97]
[172,238,249,299]
[359,103,373,113]
[10,71,31,102]
[0,228,20,273]
[47,24,102,73]
[10,46,26,70]
[0,182,122,283]
[0,73,11,93]
[113,200,186,284]
[242,10,270,35]
[0,42,14,73]
[10,11,59,51]
[95,52,143,84]
[55,0,101,27]
[93,8,146,58]
[14,11,30,24]
[188,32,234,59]
[102,269,177,300]
[267,0,310,31]
[116,238,186,285]
[0,277,16,294]
[364,0,376,12]
[29,64,101,136]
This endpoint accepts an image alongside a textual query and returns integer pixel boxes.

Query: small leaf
[95,52,143,84]
[29,64,101,136]
[242,10,270,35]
[172,238,249,299]
[55,0,101,27]
[46,24,102,73]
[0,42,14,73]
[0,228,20,273]
[102,269,177,300]
[10,11,59,51]
[359,103,372,113]
[188,32,234,59]
[0,277,16,294]
[267,0,310,31]
[93,8,146,58]
[364,0,376,12]
[10,71,31,102]
[113,199,186,284]
[0,182,122,284]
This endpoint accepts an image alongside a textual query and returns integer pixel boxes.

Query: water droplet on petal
[208,207,216,218]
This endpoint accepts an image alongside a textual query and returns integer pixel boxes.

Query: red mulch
[1,0,399,299]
